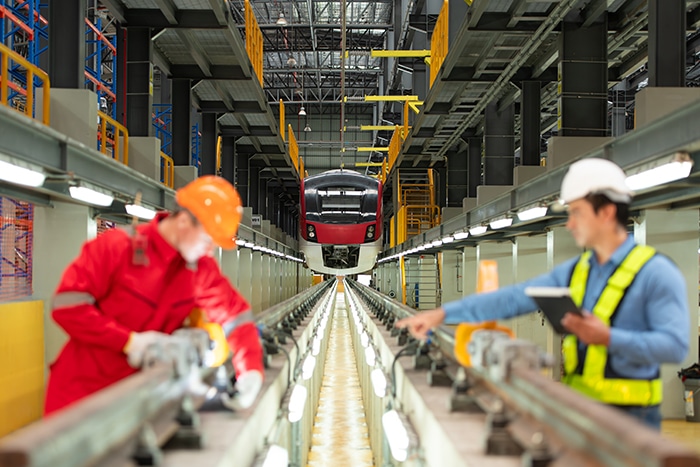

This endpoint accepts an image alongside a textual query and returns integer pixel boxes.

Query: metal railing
[97,110,129,165]
[0,42,49,125]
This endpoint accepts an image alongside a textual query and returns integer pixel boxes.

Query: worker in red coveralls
[44,176,264,415]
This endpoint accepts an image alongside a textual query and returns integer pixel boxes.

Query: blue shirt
[443,235,689,380]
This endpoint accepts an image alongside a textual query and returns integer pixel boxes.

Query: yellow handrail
[429,0,449,88]
[97,110,129,165]
[160,152,175,188]
[244,0,264,86]
[0,42,50,125]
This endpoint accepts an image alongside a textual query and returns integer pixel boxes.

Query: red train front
[299,169,383,275]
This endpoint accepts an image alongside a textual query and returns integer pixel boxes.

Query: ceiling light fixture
[276,11,288,26]
[489,217,513,230]
[298,106,306,116]
[69,185,114,207]
[517,206,548,221]
[0,158,46,187]
[625,152,694,191]
[469,225,488,236]
[125,203,157,220]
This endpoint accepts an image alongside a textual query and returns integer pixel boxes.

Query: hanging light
[276,11,288,26]
[298,106,306,116]
[286,55,297,67]
[304,124,312,132]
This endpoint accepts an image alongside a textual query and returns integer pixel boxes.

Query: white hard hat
[559,158,632,206]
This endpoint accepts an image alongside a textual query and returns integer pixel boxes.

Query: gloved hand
[221,370,263,411]
[123,331,171,368]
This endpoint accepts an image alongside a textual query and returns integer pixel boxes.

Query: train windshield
[304,173,379,224]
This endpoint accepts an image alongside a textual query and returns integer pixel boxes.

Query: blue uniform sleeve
[608,255,690,365]
[442,257,578,324]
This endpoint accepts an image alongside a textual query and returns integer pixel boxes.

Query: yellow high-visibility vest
[563,245,660,406]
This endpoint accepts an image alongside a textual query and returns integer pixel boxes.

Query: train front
[300,170,382,275]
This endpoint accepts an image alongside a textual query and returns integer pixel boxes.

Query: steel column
[116,25,127,125]
[521,81,541,166]
[221,136,235,187]
[201,113,218,176]
[447,150,467,207]
[249,166,261,214]
[49,0,86,89]
[126,27,153,137]
[171,79,192,166]
[484,101,514,185]
[467,137,481,198]
[234,142,249,206]
[648,0,686,87]
[558,21,608,137]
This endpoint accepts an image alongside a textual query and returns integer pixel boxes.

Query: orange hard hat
[175,176,243,249]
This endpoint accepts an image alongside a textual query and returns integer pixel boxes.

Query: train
[299,169,383,275]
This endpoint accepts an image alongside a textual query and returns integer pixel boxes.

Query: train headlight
[365,225,377,242]
[306,224,317,242]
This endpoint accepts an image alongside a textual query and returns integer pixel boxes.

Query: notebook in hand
[524,286,583,334]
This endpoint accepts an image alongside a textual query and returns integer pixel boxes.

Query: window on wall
[0,197,34,302]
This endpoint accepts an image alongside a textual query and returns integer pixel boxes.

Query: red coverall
[45,212,263,414]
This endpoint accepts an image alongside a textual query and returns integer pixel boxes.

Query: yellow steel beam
[408,101,424,114]
[356,147,389,152]
[370,49,431,58]
[355,162,385,167]
[364,95,419,102]
[360,125,410,131]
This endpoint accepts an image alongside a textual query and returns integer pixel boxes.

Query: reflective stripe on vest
[222,309,254,337]
[52,291,96,309]
[563,244,659,406]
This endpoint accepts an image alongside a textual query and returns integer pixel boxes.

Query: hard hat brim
[214,235,236,250]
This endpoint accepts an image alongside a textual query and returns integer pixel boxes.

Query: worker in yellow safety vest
[397,158,690,429]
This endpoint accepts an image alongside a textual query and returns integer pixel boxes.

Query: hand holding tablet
[524,287,583,334]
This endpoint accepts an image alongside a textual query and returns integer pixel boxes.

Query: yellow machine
[453,260,514,367]
[186,308,230,368]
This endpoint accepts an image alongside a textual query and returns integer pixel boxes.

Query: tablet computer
[524,286,583,334]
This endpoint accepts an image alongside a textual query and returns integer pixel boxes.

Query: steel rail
[347,280,700,467]
[0,284,331,467]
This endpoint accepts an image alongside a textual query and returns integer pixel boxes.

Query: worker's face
[177,212,215,263]
[565,198,607,248]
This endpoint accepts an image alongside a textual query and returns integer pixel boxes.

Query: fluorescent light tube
[469,225,488,236]
[69,186,114,207]
[517,206,548,221]
[0,160,45,187]
[489,218,513,230]
[626,160,693,191]
[125,204,156,220]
